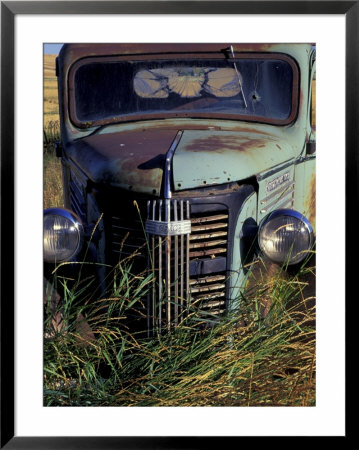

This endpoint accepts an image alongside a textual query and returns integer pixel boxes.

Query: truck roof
[58,43,313,69]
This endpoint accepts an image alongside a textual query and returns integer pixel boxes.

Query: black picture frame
[1,1,353,447]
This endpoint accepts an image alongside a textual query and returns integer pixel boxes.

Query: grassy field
[44,250,316,407]
[43,55,63,208]
[44,153,63,209]
[44,54,59,127]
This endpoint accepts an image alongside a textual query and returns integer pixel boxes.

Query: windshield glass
[71,56,296,127]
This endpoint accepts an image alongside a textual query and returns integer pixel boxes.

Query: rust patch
[305,173,316,226]
[124,120,275,137]
[183,136,269,153]
[299,89,304,108]
[68,129,178,193]
[230,126,274,136]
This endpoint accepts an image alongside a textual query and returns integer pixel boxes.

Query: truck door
[294,48,316,231]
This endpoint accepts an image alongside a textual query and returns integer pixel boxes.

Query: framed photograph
[1,1,352,447]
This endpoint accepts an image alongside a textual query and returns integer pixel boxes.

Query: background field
[44,54,59,126]
[43,54,63,208]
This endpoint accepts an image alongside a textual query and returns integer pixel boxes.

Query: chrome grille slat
[158,200,163,329]
[146,199,191,332]
[180,201,185,310]
[190,275,226,285]
[190,239,227,249]
[202,300,226,308]
[165,200,171,330]
[185,202,190,315]
[190,283,226,294]
[188,209,228,316]
[151,201,156,331]
[191,222,228,232]
[190,231,228,240]
[191,214,228,223]
[194,291,226,301]
[189,248,227,258]
[174,200,179,325]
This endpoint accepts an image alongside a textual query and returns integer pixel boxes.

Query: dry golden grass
[44,54,57,78]
[44,54,59,125]
[44,264,316,407]
[44,153,64,209]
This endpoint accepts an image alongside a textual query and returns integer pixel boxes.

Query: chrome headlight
[44,208,84,263]
[258,209,313,265]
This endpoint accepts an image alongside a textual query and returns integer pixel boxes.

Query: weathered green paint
[173,129,295,190]
[257,165,296,223]
[293,157,316,232]
[228,191,257,310]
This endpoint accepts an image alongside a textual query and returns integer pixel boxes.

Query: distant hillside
[44,54,59,128]
[44,54,57,78]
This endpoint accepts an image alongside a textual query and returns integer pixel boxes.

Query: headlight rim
[258,208,314,265]
[43,207,84,263]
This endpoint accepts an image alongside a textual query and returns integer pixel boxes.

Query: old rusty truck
[44,43,316,332]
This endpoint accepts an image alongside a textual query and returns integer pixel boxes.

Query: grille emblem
[145,219,191,236]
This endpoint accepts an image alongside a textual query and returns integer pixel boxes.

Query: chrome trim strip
[185,201,190,313]
[261,181,295,204]
[158,200,163,330]
[146,198,191,332]
[174,200,179,325]
[163,130,184,199]
[180,201,184,310]
[260,189,294,214]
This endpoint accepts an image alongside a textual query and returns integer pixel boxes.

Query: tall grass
[44,151,63,209]
[44,254,315,407]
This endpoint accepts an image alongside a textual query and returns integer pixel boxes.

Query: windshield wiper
[227,45,247,108]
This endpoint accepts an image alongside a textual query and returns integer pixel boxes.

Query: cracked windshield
[73,57,294,124]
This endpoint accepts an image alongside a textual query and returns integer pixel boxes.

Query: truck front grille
[111,215,147,260]
[69,180,86,223]
[146,200,228,332]
[146,199,191,331]
[188,211,228,317]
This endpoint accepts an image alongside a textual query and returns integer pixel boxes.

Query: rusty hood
[173,130,295,190]
[67,129,179,195]
[67,127,295,195]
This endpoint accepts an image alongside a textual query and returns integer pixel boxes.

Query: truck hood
[67,128,295,195]
[173,130,295,190]
[67,129,178,196]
